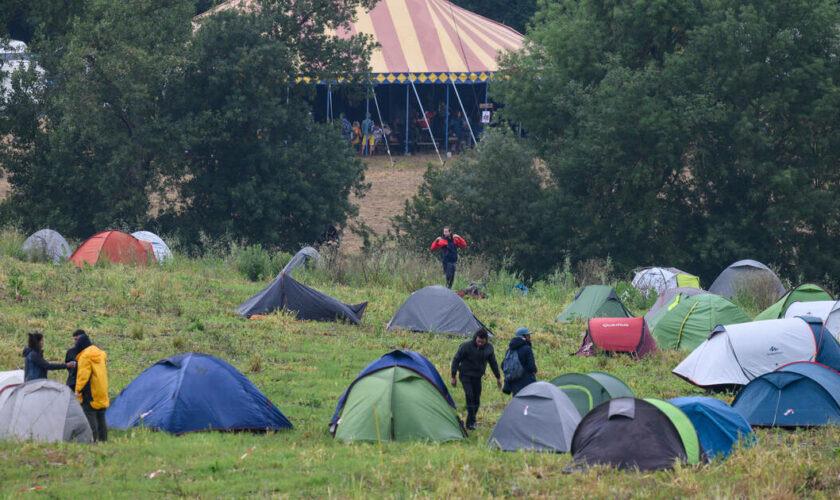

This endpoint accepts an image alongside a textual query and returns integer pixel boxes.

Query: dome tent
[753,283,833,321]
[106,353,292,434]
[575,317,660,359]
[571,397,701,471]
[668,396,754,459]
[708,259,785,301]
[632,267,700,296]
[386,285,492,337]
[732,361,840,427]
[70,230,154,267]
[673,317,840,390]
[550,372,634,417]
[131,231,173,261]
[0,379,92,443]
[650,294,751,351]
[0,370,24,410]
[330,350,465,442]
[644,287,710,328]
[556,285,632,324]
[22,229,72,263]
[487,382,581,453]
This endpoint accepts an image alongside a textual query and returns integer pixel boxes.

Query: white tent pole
[410,79,443,166]
[370,84,394,167]
[450,76,477,146]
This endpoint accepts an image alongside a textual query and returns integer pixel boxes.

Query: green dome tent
[651,294,751,351]
[550,371,634,417]
[556,285,632,324]
[753,283,834,321]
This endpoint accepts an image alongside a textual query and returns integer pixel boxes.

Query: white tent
[22,229,72,263]
[632,267,699,296]
[781,301,840,342]
[0,370,24,409]
[0,379,92,443]
[827,302,840,341]
[131,231,172,261]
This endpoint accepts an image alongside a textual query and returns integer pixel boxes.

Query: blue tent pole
[327,83,332,123]
[445,85,450,154]
[364,85,371,156]
[405,84,410,155]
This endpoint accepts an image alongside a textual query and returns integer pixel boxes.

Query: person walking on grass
[22,332,73,381]
[430,226,466,289]
[502,327,538,396]
[73,332,109,442]
[450,329,501,430]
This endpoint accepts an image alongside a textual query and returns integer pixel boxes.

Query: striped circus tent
[202,0,524,83]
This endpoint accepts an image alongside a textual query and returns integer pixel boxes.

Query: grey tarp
[487,382,581,452]
[0,370,24,410]
[708,259,785,300]
[22,229,71,263]
[237,272,367,323]
[0,379,92,443]
[282,247,322,276]
[131,231,173,261]
[386,286,492,337]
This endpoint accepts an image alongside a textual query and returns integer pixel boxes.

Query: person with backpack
[502,327,538,396]
[450,329,501,430]
[430,227,467,289]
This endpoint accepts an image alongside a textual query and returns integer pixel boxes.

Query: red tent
[70,230,155,267]
[576,317,660,359]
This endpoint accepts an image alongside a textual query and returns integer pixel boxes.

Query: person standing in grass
[430,227,467,289]
[73,332,109,442]
[21,332,72,381]
[451,329,501,430]
[502,327,538,396]
[65,329,84,390]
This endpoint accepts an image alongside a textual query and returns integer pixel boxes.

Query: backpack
[501,347,525,382]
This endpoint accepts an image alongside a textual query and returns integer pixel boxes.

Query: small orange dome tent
[70,230,155,267]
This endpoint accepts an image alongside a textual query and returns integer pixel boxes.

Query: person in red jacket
[430,227,467,289]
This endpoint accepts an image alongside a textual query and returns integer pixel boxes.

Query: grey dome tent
[131,231,172,261]
[237,272,367,323]
[22,229,71,263]
[0,370,23,410]
[386,286,492,337]
[282,246,321,276]
[708,259,785,300]
[487,382,581,453]
[0,379,92,443]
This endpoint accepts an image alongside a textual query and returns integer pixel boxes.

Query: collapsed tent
[732,361,840,427]
[22,229,72,263]
[69,230,154,267]
[576,317,659,358]
[673,317,840,390]
[487,382,581,453]
[556,285,632,324]
[386,285,491,337]
[708,259,785,301]
[131,231,173,261]
[330,350,465,442]
[650,294,751,351]
[550,372,634,417]
[237,272,367,323]
[753,283,834,321]
[571,397,701,471]
[0,379,92,443]
[282,246,321,276]
[644,287,709,327]
[0,370,24,409]
[106,353,292,434]
[668,396,754,459]
[632,267,700,296]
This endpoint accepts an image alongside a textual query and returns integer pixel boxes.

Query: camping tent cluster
[19,228,173,267]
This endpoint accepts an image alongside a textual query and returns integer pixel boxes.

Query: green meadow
[1,230,839,498]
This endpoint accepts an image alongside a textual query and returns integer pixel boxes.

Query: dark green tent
[753,283,834,321]
[550,372,634,417]
[556,285,632,324]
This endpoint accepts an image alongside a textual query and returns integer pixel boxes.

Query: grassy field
[1,231,839,498]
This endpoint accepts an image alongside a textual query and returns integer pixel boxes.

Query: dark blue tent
[732,361,840,427]
[805,317,840,370]
[106,353,292,434]
[668,397,754,459]
[330,350,455,426]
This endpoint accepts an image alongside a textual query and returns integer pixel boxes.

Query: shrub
[236,244,272,282]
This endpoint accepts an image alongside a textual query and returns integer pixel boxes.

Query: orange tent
[69,231,155,267]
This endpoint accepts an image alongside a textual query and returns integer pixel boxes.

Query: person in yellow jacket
[72,332,109,442]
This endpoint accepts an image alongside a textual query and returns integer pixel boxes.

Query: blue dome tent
[668,396,754,459]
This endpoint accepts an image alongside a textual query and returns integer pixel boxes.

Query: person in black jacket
[450,329,500,430]
[21,332,72,382]
[503,327,538,396]
[65,329,85,390]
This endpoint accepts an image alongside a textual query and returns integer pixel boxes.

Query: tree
[159,1,374,249]
[450,0,537,34]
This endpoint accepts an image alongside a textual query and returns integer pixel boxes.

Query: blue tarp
[732,361,840,427]
[330,350,454,424]
[106,353,292,434]
[668,396,754,459]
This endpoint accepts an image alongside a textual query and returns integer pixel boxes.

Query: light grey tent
[386,286,492,337]
[644,287,710,327]
[282,247,321,276]
[131,231,172,261]
[0,370,23,410]
[708,260,785,300]
[22,229,71,263]
[487,382,581,453]
[0,379,92,443]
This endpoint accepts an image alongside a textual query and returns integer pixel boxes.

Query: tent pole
[404,84,410,155]
[327,83,332,123]
[371,84,394,167]
[450,76,477,146]
[445,85,450,154]
[411,79,443,166]
[364,86,371,156]
[286,86,289,105]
